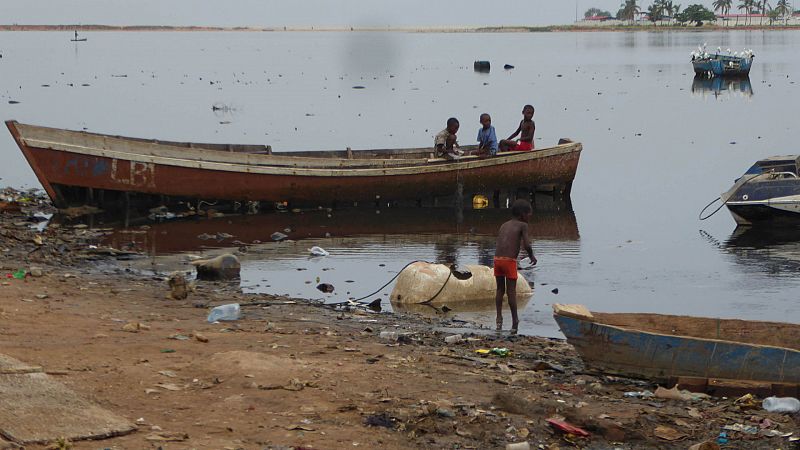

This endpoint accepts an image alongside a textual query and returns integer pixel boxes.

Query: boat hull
[554,311,800,384]
[7,121,581,208]
[692,55,753,77]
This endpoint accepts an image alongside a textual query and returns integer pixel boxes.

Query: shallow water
[2,30,800,336]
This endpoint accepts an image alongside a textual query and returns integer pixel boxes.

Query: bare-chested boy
[499,105,536,152]
[494,199,537,333]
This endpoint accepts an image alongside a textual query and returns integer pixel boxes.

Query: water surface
[2,30,800,336]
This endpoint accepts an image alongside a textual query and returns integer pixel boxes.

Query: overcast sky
[0,1,724,27]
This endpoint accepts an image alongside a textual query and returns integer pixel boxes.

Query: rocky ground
[1,189,798,449]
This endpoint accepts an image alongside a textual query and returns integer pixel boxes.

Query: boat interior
[745,155,800,177]
[554,304,800,351]
[10,121,577,169]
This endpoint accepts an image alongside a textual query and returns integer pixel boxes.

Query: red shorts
[512,141,533,151]
[493,257,518,280]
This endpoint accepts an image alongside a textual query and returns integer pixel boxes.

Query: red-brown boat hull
[7,121,581,207]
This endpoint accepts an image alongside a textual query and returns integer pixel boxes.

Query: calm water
[2,30,800,336]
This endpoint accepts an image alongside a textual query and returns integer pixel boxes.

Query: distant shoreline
[1,24,800,33]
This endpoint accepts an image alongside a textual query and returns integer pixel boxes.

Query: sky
[0,0,724,28]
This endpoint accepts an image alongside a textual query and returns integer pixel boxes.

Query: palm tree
[648,1,664,25]
[619,0,641,24]
[775,0,791,24]
[738,0,753,24]
[713,0,733,25]
[759,0,772,24]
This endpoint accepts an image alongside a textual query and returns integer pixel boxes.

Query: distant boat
[70,31,87,42]
[553,304,800,388]
[691,51,753,77]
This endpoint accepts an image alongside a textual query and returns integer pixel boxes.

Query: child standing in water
[499,104,536,152]
[494,199,536,333]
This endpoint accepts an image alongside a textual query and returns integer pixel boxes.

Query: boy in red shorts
[494,199,537,333]
[499,104,536,152]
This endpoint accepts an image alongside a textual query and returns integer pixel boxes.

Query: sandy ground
[1,195,798,449]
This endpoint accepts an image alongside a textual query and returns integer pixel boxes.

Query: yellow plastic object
[472,194,489,209]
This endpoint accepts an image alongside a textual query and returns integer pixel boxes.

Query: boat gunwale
[12,126,582,178]
[10,120,581,171]
[553,307,800,354]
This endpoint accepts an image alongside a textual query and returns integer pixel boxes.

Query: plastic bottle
[207,303,241,323]
[379,331,398,342]
[762,396,800,413]
[444,334,463,344]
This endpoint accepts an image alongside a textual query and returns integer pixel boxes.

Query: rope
[698,172,768,221]
[698,197,724,221]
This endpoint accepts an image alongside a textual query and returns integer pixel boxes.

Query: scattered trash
[687,441,720,450]
[722,423,758,434]
[308,246,329,257]
[259,378,316,391]
[207,303,241,323]
[122,322,149,332]
[476,348,511,357]
[379,331,398,342]
[144,432,188,442]
[623,390,654,398]
[546,418,590,437]
[364,413,395,428]
[316,283,335,293]
[654,385,710,402]
[505,443,529,450]
[473,60,490,73]
[193,332,209,343]
[192,254,240,280]
[444,334,463,344]
[654,425,687,441]
[167,272,188,300]
[762,396,800,413]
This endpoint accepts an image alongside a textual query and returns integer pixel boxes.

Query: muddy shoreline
[1,191,798,449]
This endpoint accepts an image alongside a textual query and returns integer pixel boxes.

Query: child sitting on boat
[476,113,498,157]
[434,117,462,160]
[499,105,536,152]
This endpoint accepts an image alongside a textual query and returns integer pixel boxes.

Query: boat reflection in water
[100,194,578,256]
[691,76,753,99]
[720,227,800,276]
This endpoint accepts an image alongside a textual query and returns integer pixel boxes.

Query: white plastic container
[762,396,800,413]
[207,303,241,323]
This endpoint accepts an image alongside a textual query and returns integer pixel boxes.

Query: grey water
[2,30,799,336]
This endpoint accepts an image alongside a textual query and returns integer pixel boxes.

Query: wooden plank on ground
[0,355,135,444]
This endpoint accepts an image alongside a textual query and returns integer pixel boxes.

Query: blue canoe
[692,54,753,77]
[553,304,800,385]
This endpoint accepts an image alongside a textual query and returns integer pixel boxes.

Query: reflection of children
[433,117,461,160]
[476,113,498,157]
[494,199,537,334]
[499,105,535,152]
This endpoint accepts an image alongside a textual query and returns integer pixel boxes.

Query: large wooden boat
[6,121,582,209]
[554,304,800,389]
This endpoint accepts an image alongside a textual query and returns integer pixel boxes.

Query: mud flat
[0,190,798,449]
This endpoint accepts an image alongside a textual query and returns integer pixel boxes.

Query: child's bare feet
[511,321,519,335]
[496,318,503,331]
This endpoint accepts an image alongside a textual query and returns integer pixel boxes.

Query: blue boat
[553,304,800,385]
[692,52,754,77]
